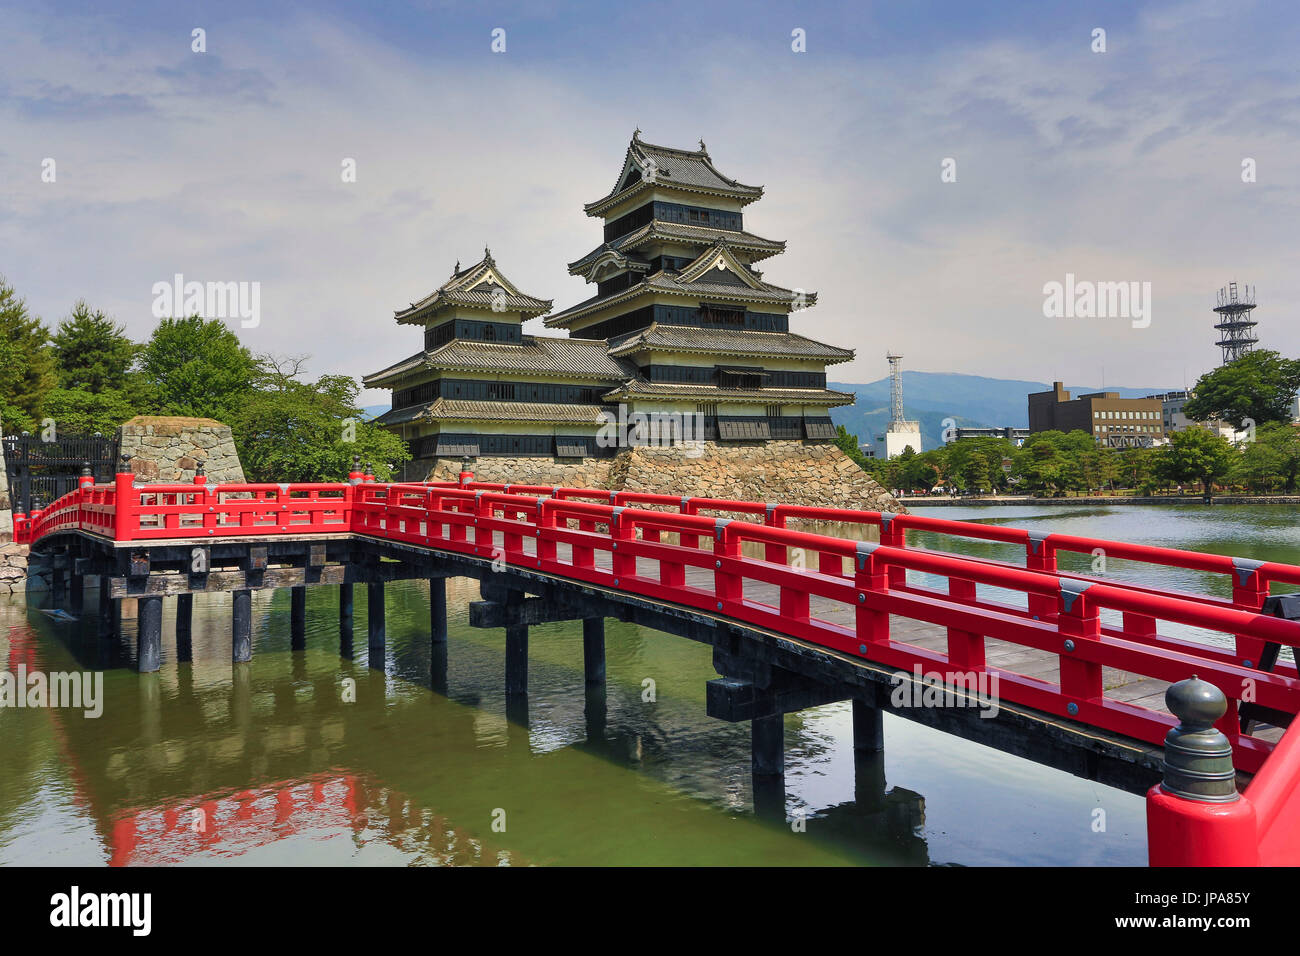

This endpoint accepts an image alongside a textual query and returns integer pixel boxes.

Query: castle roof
[602,380,855,406]
[568,222,785,278]
[607,323,853,364]
[547,241,816,328]
[375,398,608,427]
[584,132,764,217]
[394,249,552,325]
[362,334,634,388]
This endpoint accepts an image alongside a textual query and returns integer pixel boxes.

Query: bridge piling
[176,593,193,662]
[853,699,884,754]
[506,623,528,696]
[97,577,117,640]
[430,577,447,645]
[138,595,162,673]
[69,573,84,615]
[751,714,786,820]
[339,583,354,657]
[232,589,252,663]
[751,713,784,776]
[367,582,385,669]
[582,617,606,685]
[290,586,306,651]
[505,591,528,696]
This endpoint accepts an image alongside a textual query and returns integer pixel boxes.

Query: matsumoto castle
[365,132,856,474]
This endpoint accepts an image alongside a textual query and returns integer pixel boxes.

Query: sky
[1,0,1297,404]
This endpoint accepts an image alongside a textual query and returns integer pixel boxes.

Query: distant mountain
[360,404,389,421]
[829,372,1176,452]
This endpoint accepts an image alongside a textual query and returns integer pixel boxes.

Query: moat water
[2,504,1296,866]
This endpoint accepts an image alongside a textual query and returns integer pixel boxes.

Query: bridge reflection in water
[3,583,954,866]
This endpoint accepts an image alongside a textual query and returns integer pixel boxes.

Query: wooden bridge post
[68,573,84,615]
[751,713,786,820]
[339,583,354,658]
[751,713,784,776]
[97,577,117,640]
[430,577,447,645]
[290,586,306,651]
[138,595,163,673]
[505,590,528,697]
[582,617,605,685]
[853,699,884,753]
[176,593,193,662]
[232,589,253,663]
[367,582,385,668]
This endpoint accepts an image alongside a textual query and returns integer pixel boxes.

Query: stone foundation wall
[423,440,901,512]
[619,441,901,511]
[118,416,246,483]
[426,456,616,489]
[0,542,46,595]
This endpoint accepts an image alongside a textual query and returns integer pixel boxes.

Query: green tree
[1164,427,1236,496]
[1116,446,1156,494]
[833,424,871,469]
[230,357,410,482]
[961,452,991,493]
[138,316,259,421]
[40,388,137,436]
[0,277,56,429]
[1236,422,1300,492]
[1183,350,1300,430]
[51,300,138,392]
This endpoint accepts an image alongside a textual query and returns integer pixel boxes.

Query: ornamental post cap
[81,462,92,476]
[195,461,205,476]
[1166,674,1227,728]
[364,461,374,475]
[1161,675,1238,802]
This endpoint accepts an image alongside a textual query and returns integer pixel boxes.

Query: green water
[4,504,1291,866]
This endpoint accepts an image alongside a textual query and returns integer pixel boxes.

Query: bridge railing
[21,470,1300,864]
[336,484,1300,776]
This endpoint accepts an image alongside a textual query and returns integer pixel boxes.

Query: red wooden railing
[18,470,1300,866]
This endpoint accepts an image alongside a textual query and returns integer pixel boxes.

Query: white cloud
[1,3,1295,405]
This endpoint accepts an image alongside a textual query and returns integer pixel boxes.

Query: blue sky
[2,0,1297,402]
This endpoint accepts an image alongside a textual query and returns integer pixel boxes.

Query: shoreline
[898,495,1300,507]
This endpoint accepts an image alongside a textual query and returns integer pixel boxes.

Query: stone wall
[423,440,902,512]
[118,416,246,483]
[0,542,46,596]
[619,441,901,512]
[427,455,615,488]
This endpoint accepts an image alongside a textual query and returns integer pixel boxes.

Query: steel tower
[1213,282,1259,365]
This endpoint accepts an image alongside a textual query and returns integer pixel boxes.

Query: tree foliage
[1183,350,1300,430]
[137,316,260,421]
[0,277,56,430]
[230,356,410,482]
[52,300,137,393]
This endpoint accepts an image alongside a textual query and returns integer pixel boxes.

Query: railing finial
[1161,676,1239,802]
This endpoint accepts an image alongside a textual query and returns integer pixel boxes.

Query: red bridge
[15,463,1300,867]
